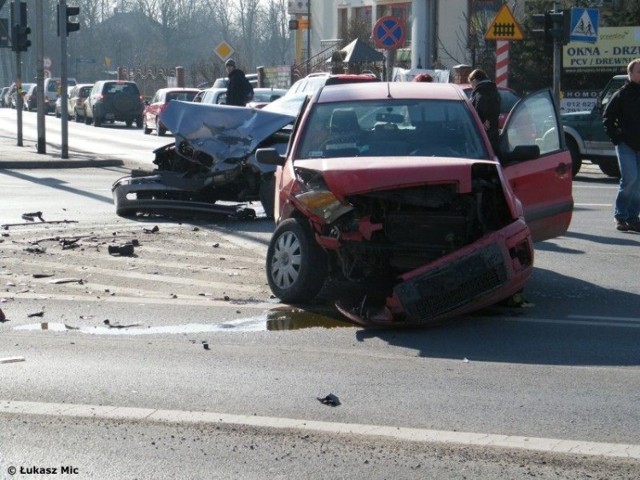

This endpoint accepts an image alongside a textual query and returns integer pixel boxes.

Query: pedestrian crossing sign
[569,7,599,43]
[485,4,524,41]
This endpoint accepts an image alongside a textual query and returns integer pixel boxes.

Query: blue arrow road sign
[569,8,599,43]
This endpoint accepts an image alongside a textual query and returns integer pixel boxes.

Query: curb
[0,158,124,169]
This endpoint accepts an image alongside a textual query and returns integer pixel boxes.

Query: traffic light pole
[36,0,45,153]
[13,0,23,146]
[59,0,68,158]
[14,47,22,146]
[553,37,562,106]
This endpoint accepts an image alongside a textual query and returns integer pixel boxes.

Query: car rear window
[104,83,140,95]
[166,91,198,102]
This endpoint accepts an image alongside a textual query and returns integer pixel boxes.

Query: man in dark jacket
[468,68,501,153]
[225,58,249,107]
[603,58,640,232]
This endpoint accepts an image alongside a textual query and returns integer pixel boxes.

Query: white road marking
[503,316,640,328]
[1,400,638,459]
[574,203,611,207]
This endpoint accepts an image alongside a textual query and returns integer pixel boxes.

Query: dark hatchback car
[84,80,144,128]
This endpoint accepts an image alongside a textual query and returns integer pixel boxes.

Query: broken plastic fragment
[317,393,341,406]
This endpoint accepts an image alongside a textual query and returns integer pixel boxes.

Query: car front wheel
[156,118,166,136]
[266,218,327,303]
[565,135,581,178]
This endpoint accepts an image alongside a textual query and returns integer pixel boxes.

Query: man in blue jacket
[603,58,640,232]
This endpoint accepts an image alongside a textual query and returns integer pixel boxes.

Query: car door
[500,89,573,243]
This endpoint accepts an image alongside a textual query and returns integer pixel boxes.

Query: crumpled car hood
[161,101,295,162]
[296,157,496,196]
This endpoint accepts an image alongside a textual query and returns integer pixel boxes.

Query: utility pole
[59,0,69,158]
[12,0,24,146]
[58,0,80,159]
[36,0,44,153]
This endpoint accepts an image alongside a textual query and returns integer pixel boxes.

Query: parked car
[192,90,206,103]
[22,84,37,111]
[142,87,201,136]
[7,82,34,109]
[43,77,77,114]
[246,88,288,108]
[112,101,296,219]
[286,72,379,97]
[561,74,626,178]
[0,87,9,107]
[84,80,144,128]
[199,87,228,106]
[255,81,573,327]
[67,83,93,121]
[212,73,258,89]
[460,83,521,129]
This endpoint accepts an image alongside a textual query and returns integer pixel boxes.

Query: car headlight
[294,168,353,223]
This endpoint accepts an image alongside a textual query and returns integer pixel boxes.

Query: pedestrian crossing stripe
[485,4,524,41]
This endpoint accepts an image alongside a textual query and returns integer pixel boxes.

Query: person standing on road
[603,58,640,232]
[468,68,501,153]
[225,58,249,107]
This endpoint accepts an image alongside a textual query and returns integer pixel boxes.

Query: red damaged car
[256,82,573,327]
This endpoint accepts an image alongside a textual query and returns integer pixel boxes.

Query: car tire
[598,161,621,178]
[135,115,143,129]
[75,110,83,123]
[125,119,133,127]
[55,110,61,118]
[84,114,92,125]
[259,175,275,219]
[266,218,328,303]
[143,120,151,135]
[565,135,581,178]
[94,116,102,127]
[156,118,166,136]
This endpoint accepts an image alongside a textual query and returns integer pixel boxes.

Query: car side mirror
[256,148,285,166]
[499,145,540,164]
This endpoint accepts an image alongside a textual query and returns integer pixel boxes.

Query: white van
[43,77,77,114]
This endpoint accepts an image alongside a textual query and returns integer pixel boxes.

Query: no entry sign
[373,16,406,50]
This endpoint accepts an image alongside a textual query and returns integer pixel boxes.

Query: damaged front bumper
[335,220,533,327]
[112,172,256,218]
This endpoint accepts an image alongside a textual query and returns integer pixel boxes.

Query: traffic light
[66,6,80,34]
[530,10,570,46]
[12,24,31,51]
[10,1,30,52]
[57,4,80,36]
[548,10,571,46]
[531,12,551,46]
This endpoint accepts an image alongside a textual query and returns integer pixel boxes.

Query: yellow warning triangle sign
[485,4,524,41]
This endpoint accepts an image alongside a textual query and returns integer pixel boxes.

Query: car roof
[155,87,200,93]
[316,82,467,103]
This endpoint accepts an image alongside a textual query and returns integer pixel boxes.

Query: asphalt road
[0,110,638,479]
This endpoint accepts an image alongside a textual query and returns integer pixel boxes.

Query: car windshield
[296,99,488,160]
